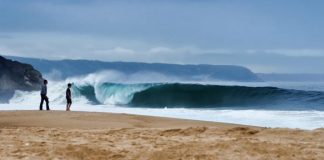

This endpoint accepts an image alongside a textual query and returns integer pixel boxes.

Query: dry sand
[0,110,324,160]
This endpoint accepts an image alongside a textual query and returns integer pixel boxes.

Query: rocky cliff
[0,56,43,102]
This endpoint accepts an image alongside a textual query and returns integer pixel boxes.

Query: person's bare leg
[66,103,69,111]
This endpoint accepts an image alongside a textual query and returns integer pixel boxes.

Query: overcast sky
[1,0,324,73]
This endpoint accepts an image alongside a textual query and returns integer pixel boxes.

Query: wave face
[83,83,154,105]
[71,83,324,109]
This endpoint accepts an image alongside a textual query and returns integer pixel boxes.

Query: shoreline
[1,110,324,159]
[0,110,246,129]
[1,104,324,129]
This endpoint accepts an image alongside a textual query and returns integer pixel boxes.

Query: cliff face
[0,56,43,102]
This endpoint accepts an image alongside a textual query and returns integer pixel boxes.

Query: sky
[1,0,324,73]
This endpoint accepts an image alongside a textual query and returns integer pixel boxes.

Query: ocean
[4,71,324,130]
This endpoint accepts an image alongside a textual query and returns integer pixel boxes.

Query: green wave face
[74,83,324,109]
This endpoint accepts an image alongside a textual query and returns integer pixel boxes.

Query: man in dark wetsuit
[40,80,50,110]
[66,83,72,111]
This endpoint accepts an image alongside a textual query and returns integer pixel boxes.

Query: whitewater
[4,70,324,130]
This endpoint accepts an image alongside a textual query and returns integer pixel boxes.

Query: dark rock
[0,56,43,102]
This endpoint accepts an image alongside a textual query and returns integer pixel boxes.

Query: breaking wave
[9,70,324,110]
[69,83,324,109]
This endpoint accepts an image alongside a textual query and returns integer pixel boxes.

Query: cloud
[1,1,324,73]
[0,34,13,39]
[147,47,236,56]
[0,32,233,59]
[2,0,324,49]
[0,32,147,60]
[93,47,136,57]
[0,45,20,56]
[148,47,174,54]
[246,49,324,57]
[267,49,324,57]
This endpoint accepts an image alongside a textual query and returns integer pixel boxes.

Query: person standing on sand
[66,83,72,111]
[40,80,50,110]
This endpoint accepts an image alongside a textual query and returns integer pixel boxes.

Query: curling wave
[72,83,324,109]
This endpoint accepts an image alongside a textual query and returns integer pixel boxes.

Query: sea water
[4,72,324,130]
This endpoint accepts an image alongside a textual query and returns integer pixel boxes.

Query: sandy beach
[0,110,324,160]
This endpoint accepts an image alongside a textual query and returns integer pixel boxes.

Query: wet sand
[0,110,324,159]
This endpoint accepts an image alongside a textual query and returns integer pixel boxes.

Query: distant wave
[72,83,324,109]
